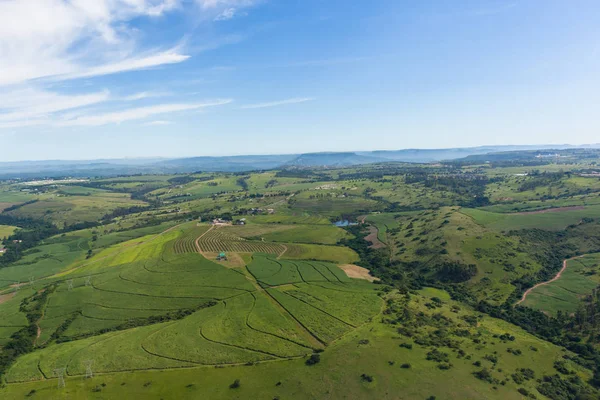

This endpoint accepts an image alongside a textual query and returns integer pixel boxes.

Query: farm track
[245,292,314,350]
[2,223,383,383]
[199,325,282,359]
[516,255,586,306]
[243,266,325,349]
[283,290,356,328]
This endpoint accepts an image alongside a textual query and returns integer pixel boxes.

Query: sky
[1,0,600,161]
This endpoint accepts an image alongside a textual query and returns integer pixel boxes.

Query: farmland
[2,152,600,398]
[521,254,600,315]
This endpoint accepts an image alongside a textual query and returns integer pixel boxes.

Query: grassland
[462,205,600,231]
[0,224,17,239]
[521,254,600,315]
[2,287,595,400]
[3,159,600,399]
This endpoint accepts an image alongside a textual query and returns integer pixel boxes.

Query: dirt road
[516,255,585,306]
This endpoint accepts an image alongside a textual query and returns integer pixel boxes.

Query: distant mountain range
[1,144,599,179]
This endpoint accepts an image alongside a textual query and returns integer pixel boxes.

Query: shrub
[229,379,241,389]
[400,363,412,369]
[306,354,321,366]
[360,374,374,383]
[474,368,494,384]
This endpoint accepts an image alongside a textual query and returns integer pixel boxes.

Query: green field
[0,224,17,239]
[522,254,600,315]
[462,205,600,231]
[3,156,600,398]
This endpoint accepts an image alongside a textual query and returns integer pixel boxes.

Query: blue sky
[1,0,599,161]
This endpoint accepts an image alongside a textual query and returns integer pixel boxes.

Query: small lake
[334,220,358,227]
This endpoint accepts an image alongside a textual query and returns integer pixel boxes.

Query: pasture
[0,224,17,239]
[521,254,600,315]
[2,288,593,400]
[461,205,600,232]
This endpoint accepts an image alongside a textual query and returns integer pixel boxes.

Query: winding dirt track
[516,255,585,306]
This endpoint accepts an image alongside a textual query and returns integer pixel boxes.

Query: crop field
[0,190,36,211]
[6,194,147,226]
[521,254,600,315]
[172,225,211,254]
[247,213,332,225]
[0,236,88,290]
[4,157,600,399]
[257,224,353,245]
[196,228,286,255]
[2,231,382,385]
[290,195,382,215]
[248,254,353,286]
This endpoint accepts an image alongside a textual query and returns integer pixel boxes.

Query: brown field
[339,264,379,282]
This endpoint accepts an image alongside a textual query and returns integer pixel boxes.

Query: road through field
[516,255,585,306]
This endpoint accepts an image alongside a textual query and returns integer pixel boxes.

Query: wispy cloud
[57,100,231,126]
[0,88,111,123]
[0,99,232,129]
[144,120,175,126]
[215,8,237,21]
[241,97,315,109]
[121,91,171,101]
[0,1,189,86]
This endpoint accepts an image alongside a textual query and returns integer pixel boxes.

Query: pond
[334,220,358,227]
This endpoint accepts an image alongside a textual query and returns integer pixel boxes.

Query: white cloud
[121,91,170,101]
[56,99,232,127]
[144,120,174,126]
[214,8,237,21]
[241,97,315,109]
[197,0,260,9]
[0,0,187,86]
[0,100,230,129]
[0,87,110,123]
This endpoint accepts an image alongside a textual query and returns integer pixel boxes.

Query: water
[334,220,358,227]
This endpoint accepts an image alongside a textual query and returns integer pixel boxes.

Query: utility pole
[54,368,66,389]
[84,360,94,379]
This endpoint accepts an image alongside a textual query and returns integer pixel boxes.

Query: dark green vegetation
[2,149,600,399]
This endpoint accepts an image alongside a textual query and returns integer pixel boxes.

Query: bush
[400,363,412,369]
[474,368,494,383]
[229,379,241,389]
[306,354,321,366]
[399,343,413,350]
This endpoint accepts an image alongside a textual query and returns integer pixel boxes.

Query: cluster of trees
[518,171,567,192]
[101,205,150,222]
[236,176,250,191]
[0,286,55,380]
[0,215,61,267]
[405,173,494,207]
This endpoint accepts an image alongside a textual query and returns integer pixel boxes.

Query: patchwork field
[2,226,381,387]
[3,158,600,399]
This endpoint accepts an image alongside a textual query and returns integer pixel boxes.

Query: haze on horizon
[1,0,600,162]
